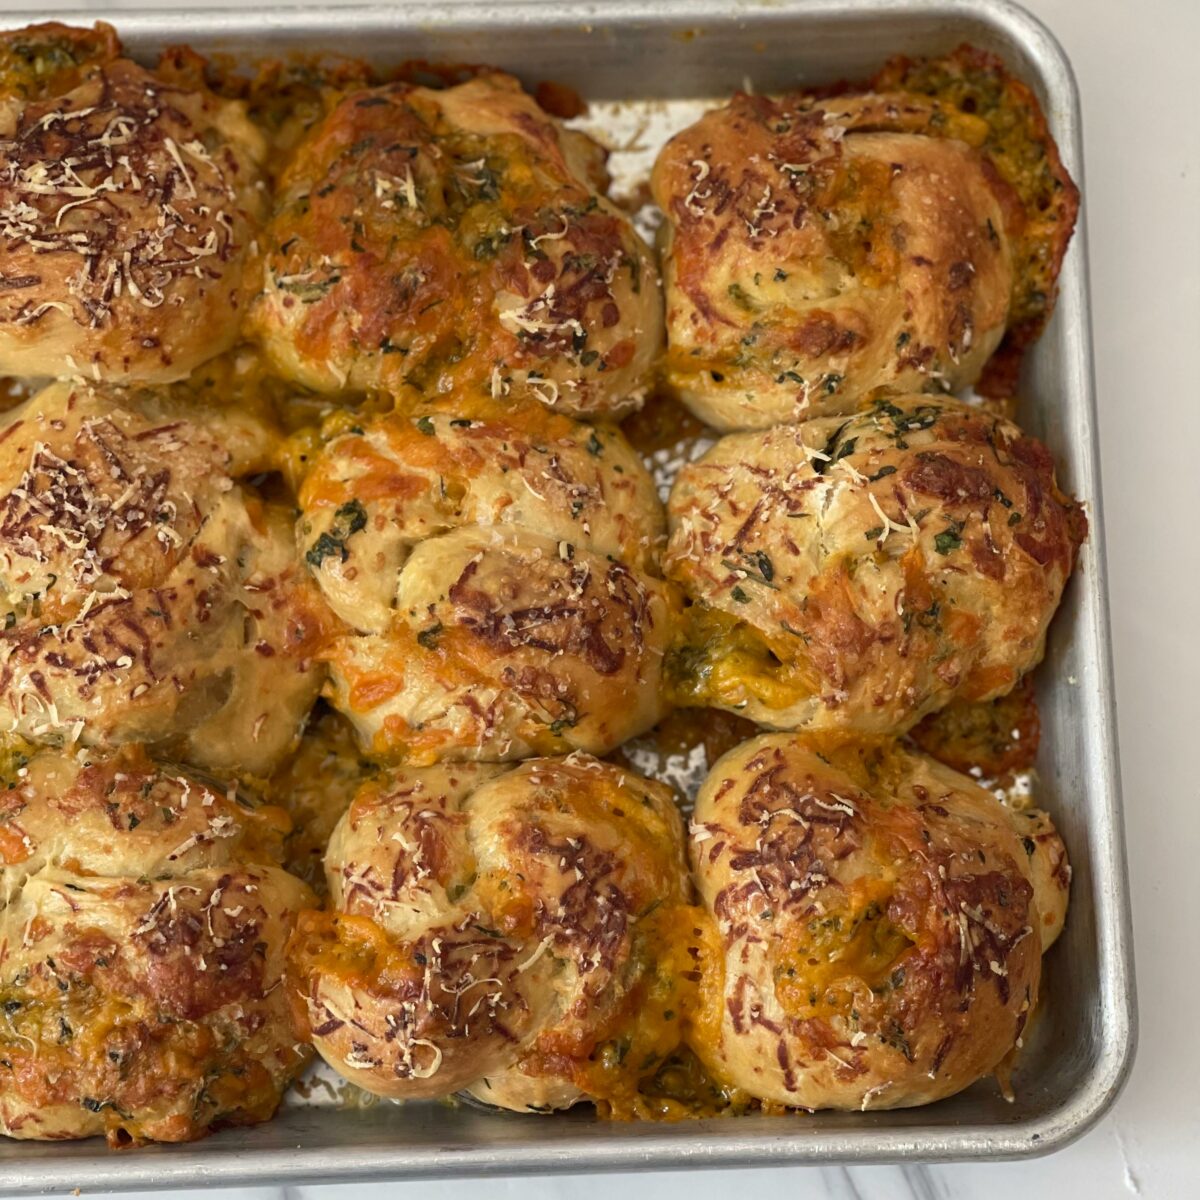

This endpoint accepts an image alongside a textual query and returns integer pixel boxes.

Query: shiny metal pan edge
[0,0,1135,1188]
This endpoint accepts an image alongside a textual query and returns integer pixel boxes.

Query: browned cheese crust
[0,380,330,776]
[289,754,700,1111]
[299,408,672,762]
[0,743,315,1143]
[686,733,1069,1109]
[910,673,1041,779]
[665,395,1085,734]
[248,72,662,418]
[0,23,267,383]
[650,48,1077,430]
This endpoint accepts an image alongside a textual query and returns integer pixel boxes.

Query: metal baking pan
[0,0,1135,1189]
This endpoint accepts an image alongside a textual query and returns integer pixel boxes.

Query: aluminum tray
[0,1,1135,1189]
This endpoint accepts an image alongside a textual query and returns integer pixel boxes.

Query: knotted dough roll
[0,23,267,383]
[686,732,1069,1109]
[249,72,661,419]
[665,395,1084,735]
[651,48,1077,430]
[0,743,315,1143]
[299,409,672,763]
[0,380,329,776]
[290,753,699,1111]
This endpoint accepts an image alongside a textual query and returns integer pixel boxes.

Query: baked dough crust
[665,395,1085,734]
[0,743,314,1143]
[248,72,662,419]
[298,407,664,633]
[687,732,1068,1109]
[300,409,671,762]
[651,51,1076,430]
[0,380,329,776]
[291,753,693,1110]
[0,23,267,383]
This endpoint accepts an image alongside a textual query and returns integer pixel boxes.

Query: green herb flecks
[306,499,369,568]
[812,420,852,476]
[416,622,444,650]
[934,521,964,555]
[721,550,777,590]
[727,282,757,311]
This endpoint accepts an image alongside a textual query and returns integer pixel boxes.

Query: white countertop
[1,0,1196,1195]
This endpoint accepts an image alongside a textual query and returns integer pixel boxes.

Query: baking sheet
[0,1,1135,1188]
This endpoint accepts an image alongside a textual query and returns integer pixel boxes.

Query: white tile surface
[1,0,1196,1195]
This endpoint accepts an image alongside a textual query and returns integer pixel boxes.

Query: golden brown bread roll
[650,49,1077,430]
[665,395,1085,735]
[289,753,697,1111]
[0,23,267,384]
[0,380,329,776]
[0,743,315,1143]
[686,733,1069,1110]
[248,72,662,419]
[321,525,672,764]
[298,407,664,633]
[300,409,672,763]
[869,46,1081,395]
